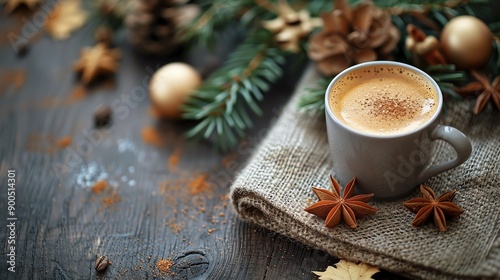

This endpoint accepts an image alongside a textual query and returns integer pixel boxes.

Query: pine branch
[297,76,331,114]
[88,0,130,31]
[179,0,264,47]
[426,64,467,99]
[378,0,489,15]
[182,30,286,150]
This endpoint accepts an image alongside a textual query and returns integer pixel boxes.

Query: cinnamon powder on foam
[330,67,437,135]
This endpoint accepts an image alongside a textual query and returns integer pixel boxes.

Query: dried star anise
[404,185,464,232]
[453,70,500,114]
[304,176,377,229]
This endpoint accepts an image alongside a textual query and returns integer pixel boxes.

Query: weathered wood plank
[0,13,404,280]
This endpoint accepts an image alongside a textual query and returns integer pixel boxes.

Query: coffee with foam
[328,66,438,135]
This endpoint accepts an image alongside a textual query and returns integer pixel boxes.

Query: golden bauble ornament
[149,63,202,119]
[440,16,492,70]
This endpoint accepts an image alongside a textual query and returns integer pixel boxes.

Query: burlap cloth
[230,65,500,280]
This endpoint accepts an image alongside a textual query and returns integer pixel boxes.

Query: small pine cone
[308,0,400,76]
[125,0,200,56]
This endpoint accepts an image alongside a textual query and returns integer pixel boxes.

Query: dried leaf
[313,260,379,280]
[45,0,88,40]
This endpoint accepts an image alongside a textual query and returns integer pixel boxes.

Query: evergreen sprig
[181,0,497,148]
[180,0,262,47]
[375,0,490,15]
[297,76,331,114]
[182,30,286,150]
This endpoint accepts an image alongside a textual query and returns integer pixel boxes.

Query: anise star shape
[74,43,121,85]
[404,185,464,232]
[453,70,500,115]
[304,176,377,229]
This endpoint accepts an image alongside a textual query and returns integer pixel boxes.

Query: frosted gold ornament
[149,63,202,119]
[440,16,493,70]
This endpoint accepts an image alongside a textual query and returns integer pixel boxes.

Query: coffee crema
[329,66,438,135]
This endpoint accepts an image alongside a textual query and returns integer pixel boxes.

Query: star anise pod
[453,70,500,114]
[404,185,464,232]
[304,176,377,229]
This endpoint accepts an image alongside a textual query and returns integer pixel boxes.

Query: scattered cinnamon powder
[70,85,86,100]
[168,146,182,169]
[188,173,212,195]
[156,259,174,274]
[25,134,54,153]
[12,70,25,90]
[141,126,163,147]
[0,69,26,94]
[101,192,122,208]
[167,218,185,234]
[26,134,74,153]
[221,152,238,168]
[57,136,72,148]
[90,180,121,208]
[92,180,107,194]
[27,88,85,109]
[158,180,182,207]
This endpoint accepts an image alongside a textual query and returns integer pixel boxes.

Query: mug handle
[417,125,472,183]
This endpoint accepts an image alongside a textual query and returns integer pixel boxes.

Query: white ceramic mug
[325,61,472,199]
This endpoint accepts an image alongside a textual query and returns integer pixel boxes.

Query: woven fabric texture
[230,66,500,280]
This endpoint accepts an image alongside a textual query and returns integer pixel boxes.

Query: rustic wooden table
[0,10,401,280]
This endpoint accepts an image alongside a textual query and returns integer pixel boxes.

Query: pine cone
[308,0,400,76]
[125,0,199,56]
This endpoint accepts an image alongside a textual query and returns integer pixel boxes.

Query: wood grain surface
[0,9,401,280]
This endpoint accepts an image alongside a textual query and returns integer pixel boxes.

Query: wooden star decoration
[453,70,500,114]
[261,0,321,52]
[44,0,88,40]
[3,0,40,14]
[73,43,121,85]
